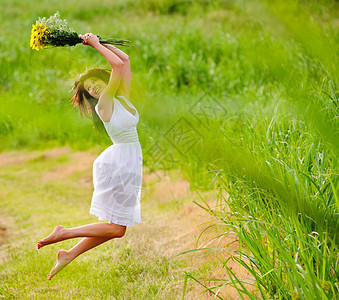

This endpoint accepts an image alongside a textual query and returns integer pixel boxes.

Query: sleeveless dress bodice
[95,95,140,144]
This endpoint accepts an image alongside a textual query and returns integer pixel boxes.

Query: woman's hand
[79,33,100,48]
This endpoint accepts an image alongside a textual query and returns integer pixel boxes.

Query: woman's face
[84,78,107,99]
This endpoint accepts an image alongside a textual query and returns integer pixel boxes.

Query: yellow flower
[30,23,51,51]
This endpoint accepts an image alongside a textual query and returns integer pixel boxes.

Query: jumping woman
[37,33,143,280]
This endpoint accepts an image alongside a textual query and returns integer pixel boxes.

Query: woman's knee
[108,223,126,238]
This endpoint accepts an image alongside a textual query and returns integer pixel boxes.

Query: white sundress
[90,95,143,227]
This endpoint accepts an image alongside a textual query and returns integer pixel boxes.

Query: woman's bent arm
[102,44,131,98]
[102,44,129,61]
[80,33,124,68]
[93,43,124,69]
[80,33,126,103]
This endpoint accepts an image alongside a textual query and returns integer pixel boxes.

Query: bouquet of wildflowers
[30,12,131,51]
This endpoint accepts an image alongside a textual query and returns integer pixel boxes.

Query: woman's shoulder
[95,100,115,123]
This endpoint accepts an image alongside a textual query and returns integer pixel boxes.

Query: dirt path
[0,147,254,299]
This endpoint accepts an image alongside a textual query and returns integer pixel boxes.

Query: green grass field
[1,0,338,298]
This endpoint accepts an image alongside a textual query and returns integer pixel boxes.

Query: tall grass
[179,87,338,297]
[188,116,338,298]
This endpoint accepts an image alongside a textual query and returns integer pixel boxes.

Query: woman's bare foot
[47,250,73,280]
[37,225,66,249]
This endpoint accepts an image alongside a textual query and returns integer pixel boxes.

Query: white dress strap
[116,95,137,116]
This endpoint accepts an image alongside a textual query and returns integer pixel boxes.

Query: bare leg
[37,222,126,249]
[47,236,113,280]
[68,236,113,260]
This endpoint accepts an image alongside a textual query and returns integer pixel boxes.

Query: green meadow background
[1,0,338,299]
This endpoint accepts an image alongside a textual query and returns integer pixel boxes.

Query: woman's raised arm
[80,33,125,107]
[102,43,129,62]
[102,44,131,99]
[80,33,124,68]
